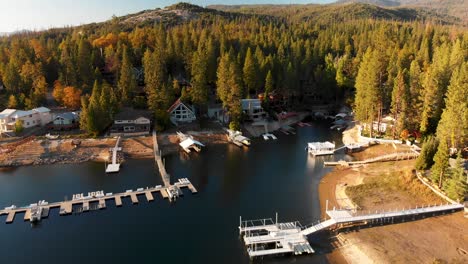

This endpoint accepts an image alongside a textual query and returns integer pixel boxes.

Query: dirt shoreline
[0,130,229,167]
[319,146,468,264]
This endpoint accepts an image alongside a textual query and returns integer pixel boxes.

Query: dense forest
[0,3,466,197]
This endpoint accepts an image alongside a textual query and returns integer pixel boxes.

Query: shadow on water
[0,122,352,264]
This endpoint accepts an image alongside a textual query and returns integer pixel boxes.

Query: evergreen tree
[77,38,94,89]
[431,139,449,188]
[243,47,260,96]
[118,46,137,105]
[264,70,274,102]
[416,135,438,170]
[435,62,468,150]
[443,154,468,201]
[391,69,409,138]
[190,41,209,106]
[354,48,380,137]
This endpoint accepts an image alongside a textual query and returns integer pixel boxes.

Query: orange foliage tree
[52,80,64,104]
[62,86,82,109]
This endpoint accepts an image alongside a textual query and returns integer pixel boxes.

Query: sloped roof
[114,108,152,121]
[55,112,79,121]
[167,98,194,114]
[33,107,50,113]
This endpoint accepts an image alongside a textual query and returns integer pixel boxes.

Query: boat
[177,132,205,153]
[226,129,251,147]
[45,133,59,139]
[30,205,43,223]
[4,205,16,210]
[307,141,335,156]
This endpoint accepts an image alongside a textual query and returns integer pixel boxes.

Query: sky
[0,0,335,33]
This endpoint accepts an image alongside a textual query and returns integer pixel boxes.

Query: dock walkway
[153,130,170,187]
[324,151,420,166]
[239,203,464,259]
[0,180,198,224]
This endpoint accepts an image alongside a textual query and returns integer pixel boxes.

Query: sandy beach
[320,145,468,263]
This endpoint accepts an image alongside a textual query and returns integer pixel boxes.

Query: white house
[0,107,52,134]
[167,99,196,125]
[241,99,267,121]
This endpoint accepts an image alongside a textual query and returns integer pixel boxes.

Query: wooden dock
[153,130,171,187]
[24,209,31,221]
[145,191,154,202]
[6,211,15,224]
[130,193,138,204]
[98,199,106,209]
[0,179,198,224]
[324,151,420,166]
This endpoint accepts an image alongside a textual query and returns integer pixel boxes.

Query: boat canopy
[179,138,205,149]
[308,141,335,150]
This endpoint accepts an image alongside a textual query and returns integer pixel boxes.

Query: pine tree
[431,139,449,188]
[443,154,468,201]
[435,62,468,150]
[77,38,93,89]
[264,70,274,102]
[190,42,209,106]
[118,46,137,105]
[243,47,260,96]
[354,48,381,137]
[391,69,409,138]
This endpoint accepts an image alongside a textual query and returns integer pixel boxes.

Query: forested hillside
[0,2,466,196]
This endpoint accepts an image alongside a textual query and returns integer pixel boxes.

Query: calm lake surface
[0,122,350,264]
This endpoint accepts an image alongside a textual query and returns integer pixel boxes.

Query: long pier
[324,151,420,166]
[0,179,197,224]
[239,203,464,259]
[153,130,170,187]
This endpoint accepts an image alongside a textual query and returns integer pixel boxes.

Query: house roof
[114,108,152,121]
[167,98,194,114]
[33,107,50,113]
[55,112,79,121]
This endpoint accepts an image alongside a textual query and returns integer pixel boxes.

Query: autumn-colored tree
[52,80,65,105]
[7,95,18,108]
[62,86,82,109]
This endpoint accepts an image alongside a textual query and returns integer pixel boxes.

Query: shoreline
[0,130,230,168]
[318,146,468,264]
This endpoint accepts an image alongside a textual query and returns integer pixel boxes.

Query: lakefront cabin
[49,112,80,130]
[167,98,196,125]
[109,108,152,136]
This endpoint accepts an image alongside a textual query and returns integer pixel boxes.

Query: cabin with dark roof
[110,108,152,136]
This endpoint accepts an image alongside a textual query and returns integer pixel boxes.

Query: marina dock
[0,180,198,224]
[239,202,464,259]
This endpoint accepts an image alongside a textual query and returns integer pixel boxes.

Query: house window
[124,126,135,132]
[26,122,30,126]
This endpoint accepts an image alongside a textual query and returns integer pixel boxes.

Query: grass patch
[346,165,442,210]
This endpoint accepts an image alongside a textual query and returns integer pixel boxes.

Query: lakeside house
[109,108,152,136]
[167,98,196,125]
[48,112,80,130]
[0,107,52,134]
[241,99,267,121]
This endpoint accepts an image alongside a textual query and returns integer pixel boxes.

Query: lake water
[0,122,350,264]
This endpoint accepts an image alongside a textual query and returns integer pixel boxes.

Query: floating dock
[0,180,198,225]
